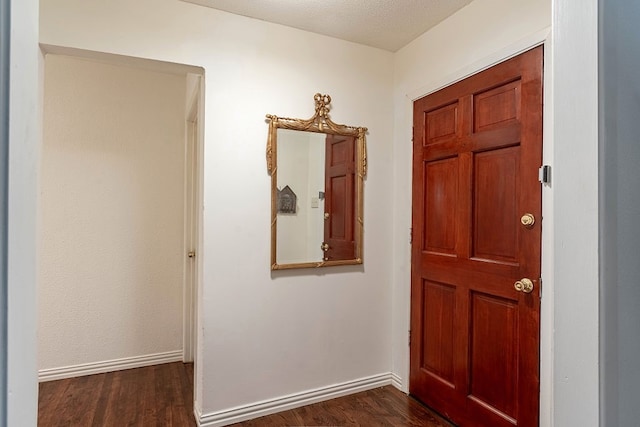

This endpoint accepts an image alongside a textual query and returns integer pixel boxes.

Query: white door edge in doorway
[183,73,203,364]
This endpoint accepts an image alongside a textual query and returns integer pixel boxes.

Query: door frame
[38,43,205,376]
[403,28,553,424]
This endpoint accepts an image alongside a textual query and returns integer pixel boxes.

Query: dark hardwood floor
[229,386,455,427]
[38,362,196,427]
[38,362,454,426]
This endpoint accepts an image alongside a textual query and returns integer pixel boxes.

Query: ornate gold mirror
[266,94,367,270]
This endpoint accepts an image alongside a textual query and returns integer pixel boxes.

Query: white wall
[40,0,395,420]
[391,0,551,419]
[8,0,40,424]
[38,55,187,373]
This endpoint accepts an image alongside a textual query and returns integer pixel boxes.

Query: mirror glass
[276,129,326,265]
[266,94,367,270]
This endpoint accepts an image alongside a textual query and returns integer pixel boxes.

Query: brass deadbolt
[521,213,535,228]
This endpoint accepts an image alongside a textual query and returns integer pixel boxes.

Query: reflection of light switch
[311,197,319,208]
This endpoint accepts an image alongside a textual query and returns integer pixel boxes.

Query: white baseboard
[198,372,393,427]
[38,350,183,382]
[391,372,403,390]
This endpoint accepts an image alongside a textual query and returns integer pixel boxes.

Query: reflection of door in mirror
[324,134,356,260]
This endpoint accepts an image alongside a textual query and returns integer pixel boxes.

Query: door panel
[423,158,458,255]
[410,47,543,427]
[473,146,519,262]
[469,292,518,418]
[473,80,521,132]
[426,102,460,144]
[329,175,347,238]
[421,280,456,385]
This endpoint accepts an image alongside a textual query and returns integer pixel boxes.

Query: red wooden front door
[323,133,356,261]
[410,47,543,427]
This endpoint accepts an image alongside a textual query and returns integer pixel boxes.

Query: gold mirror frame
[266,93,367,270]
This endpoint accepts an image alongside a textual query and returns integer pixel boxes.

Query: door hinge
[410,227,413,244]
[412,126,414,142]
[539,165,551,184]
[408,330,412,347]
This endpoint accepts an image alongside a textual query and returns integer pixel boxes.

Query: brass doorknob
[521,213,535,228]
[324,212,330,220]
[321,243,329,252]
[514,278,534,293]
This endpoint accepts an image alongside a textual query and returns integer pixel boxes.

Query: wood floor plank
[90,372,114,427]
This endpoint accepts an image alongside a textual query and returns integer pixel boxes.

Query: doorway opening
[37,47,204,418]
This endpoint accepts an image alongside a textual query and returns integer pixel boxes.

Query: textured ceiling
[180,0,475,52]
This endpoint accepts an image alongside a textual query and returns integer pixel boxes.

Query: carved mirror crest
[266,94,367,270]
